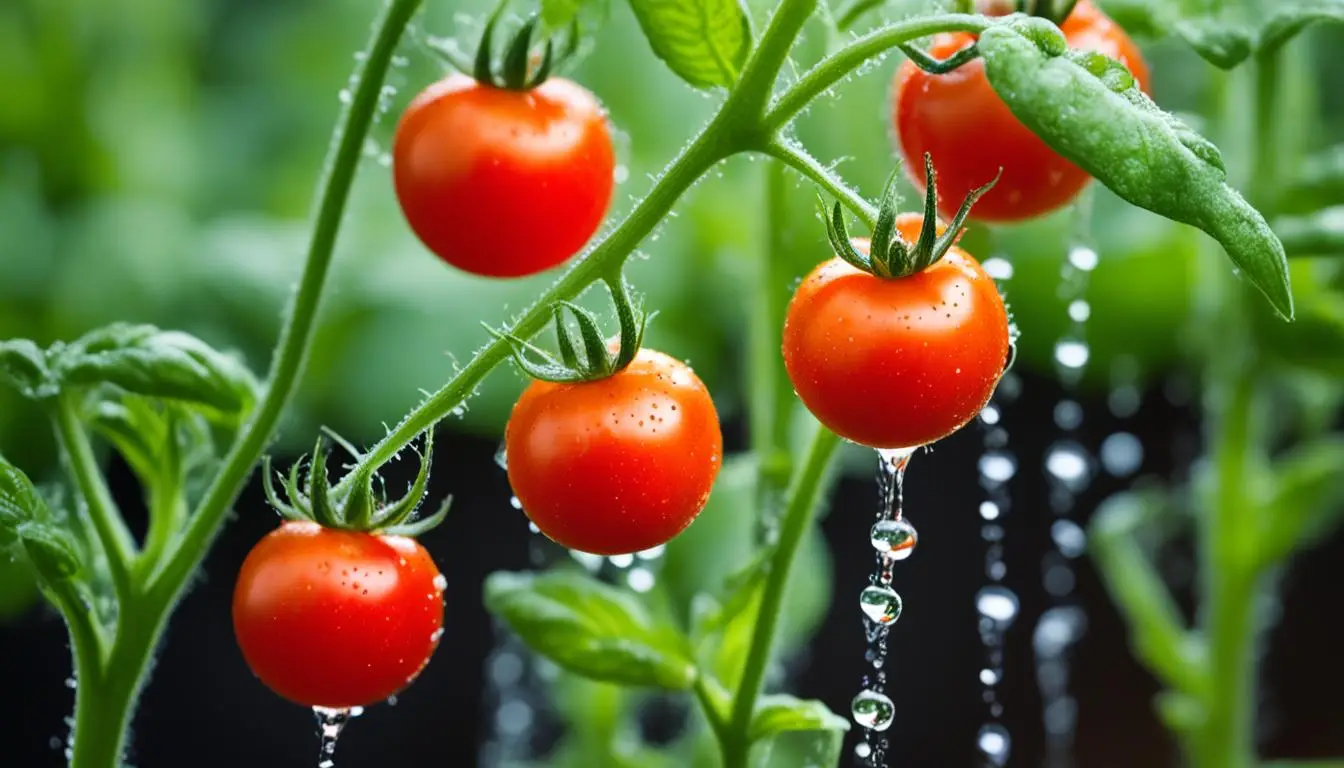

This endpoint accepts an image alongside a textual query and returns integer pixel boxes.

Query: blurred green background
[2,0,1341,504]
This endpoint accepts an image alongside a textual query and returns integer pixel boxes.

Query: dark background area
[5,371,1344,767]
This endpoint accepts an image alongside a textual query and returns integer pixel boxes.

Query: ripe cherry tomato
[782,214,1010,449]
[232,521,445,708]
[892,0,1151,222]
[505,348,723,555]
[393,73,615,277]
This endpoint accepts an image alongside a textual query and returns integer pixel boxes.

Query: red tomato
[782,214,1010,449]
[232,522,445,708]
[505,348,723,555]
[393,73,615,277]
[892,0,1151,222]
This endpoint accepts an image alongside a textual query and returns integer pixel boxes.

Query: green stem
[749,161,803,516]
[1193,375,1259,768]
[763,14,990,133]
[731,0,823,120]
[148,0,424,602]
[69,602,162,768]
[723,426,842,767]
[759,138,878,229]
[52,395,135,602]
[340,129,730,489]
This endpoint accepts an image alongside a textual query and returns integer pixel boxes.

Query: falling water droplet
[859,585,903,625]
[608,553,634,569]
[1066,245,1099,271]
[1100,432,1144,476]
[1044,441,1094,492]
[627,567,655,593]
[1053,340,1090,370]
[870,519,917,559]
[977,723,1012,766]
[313,707,356,768]
[1051,520,1087,558]
[494,443,508,471]
[975,586,1020,630]
[978,452,1017,484]
[983,256,1014,280]
[851,690,895,731]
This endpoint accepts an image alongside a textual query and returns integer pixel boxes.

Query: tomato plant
[233,521,445,708]
[892,0,1150,222]
[2,0,1339,766]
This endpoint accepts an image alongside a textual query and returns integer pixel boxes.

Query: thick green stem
[53,395,135,602]
[723,426,842,767]
[763,14,990,133]
[148,0,424,602]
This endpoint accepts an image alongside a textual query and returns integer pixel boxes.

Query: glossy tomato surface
[782,214,1011,449]
[393,73,615,277]
[505,349,723,555]
[892,0,1151,222]
[232,522,445,708]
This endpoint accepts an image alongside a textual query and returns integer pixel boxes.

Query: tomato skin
[232,522,445,708]
[393,73,615,277]
[505,349,723,555]
[892,0,1150,222]
[782,214,1010,449]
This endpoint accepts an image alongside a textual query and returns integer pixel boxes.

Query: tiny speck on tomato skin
[232,521,445,709]
[504,348,723,555]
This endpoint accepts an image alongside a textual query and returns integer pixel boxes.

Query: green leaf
[748,725,846,768]
[979,25,1294,319]
[627,0,752,89]
[0,339,56,399]
[1258,0,1344,56]
[0,456,81,583]
[1277,207,1344,257]
[484,570,697,689]
[55,324,258,415]
[748,694,849,743]
[1173,18,1252,69]
[1095,0,1172,38]
[1259,437,1344,565]
[542,0,610,33]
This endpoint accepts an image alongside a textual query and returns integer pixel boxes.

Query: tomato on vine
[393,16,615,278]
[892,0,1150,222]
[234,433,449,708]
[497,280,723,555]
[783,157,1011,449]
[233,522,445,708]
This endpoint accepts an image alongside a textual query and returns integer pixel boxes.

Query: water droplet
[983,256,1014,280]
[1051,520,1087,558]
[509,496,523,510]
[851,689,895,731]
[432,574,447,592]
[980,405,1001,425]
[490,652,524,687]
[870,519,917,559]
[855,741,874,759]
[337,89,352,105]
[636,544,666,560]
[977,723,1012,765]
[979,501,1001,521]
[496,699,534,736]
[608,553,634,569]
[1045,441,1093,491]
[1100,432,1144,476]
[1067,246,1099,271]
[569,551,604,572]
[978,452,1017,484]
[975,586,1019,629]
[980,667,1001,685]
[1067,299,1091,322]
[1034,606,1087,658]
[494,443,508,471]
[613,165,630,184]
[627,567,655,593]
[1108,384,1143,418]
[859,585,903,625]
[313,706,355,768]
[1052,400,1083,431]
[1053,340,1090,370]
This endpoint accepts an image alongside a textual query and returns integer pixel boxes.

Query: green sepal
[471,1,570,91]
[818,154,998,280]
[496,274,651,384]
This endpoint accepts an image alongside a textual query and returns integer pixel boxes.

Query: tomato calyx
[822,154,1000,279]
[471,2,578,91]
[490,274,651,383]
[262,430,450,536]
